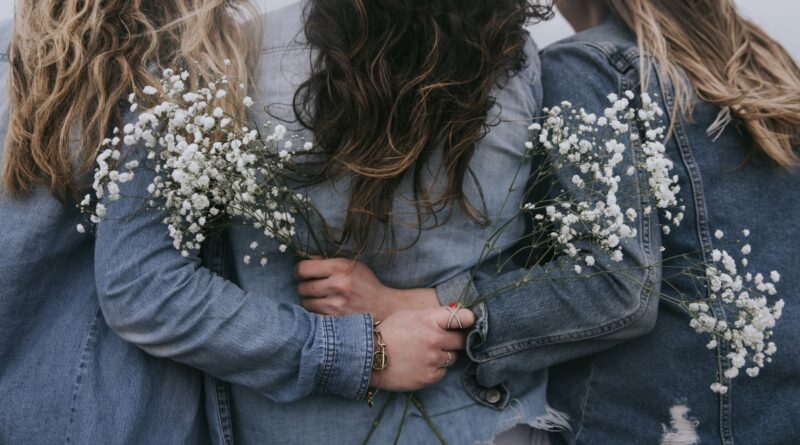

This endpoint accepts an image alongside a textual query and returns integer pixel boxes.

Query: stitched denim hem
[465,302,490,360]
[316,314,374,400]
[64,306,102,444]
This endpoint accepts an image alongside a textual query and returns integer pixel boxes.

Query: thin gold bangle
[366,320,387,408]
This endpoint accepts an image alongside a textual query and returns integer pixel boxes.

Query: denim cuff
[316,313,374,400]
[435,271,481,306]
[465,302,490,362]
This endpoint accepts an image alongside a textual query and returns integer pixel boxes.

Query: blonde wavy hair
[607,0,800,167]
[4,0,259,200]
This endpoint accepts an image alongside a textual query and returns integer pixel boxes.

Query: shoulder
[539,17,641,107]
[541,17,640,79]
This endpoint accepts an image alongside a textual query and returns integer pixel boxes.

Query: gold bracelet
[366,320,388,408]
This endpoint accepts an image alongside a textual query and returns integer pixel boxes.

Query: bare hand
[372,306,476,392]
[296,258,440,320]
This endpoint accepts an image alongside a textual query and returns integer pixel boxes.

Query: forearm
[96,234,373,402]
[468,259,659,367]
[94,157,373,403]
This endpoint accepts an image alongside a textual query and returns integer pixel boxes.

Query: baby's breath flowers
[80,67,312,264]
[687,229,784,394]
[525,91,680,267]
[463,91,783,394]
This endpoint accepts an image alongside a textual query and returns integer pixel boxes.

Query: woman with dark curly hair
[91,0,557,442]
[229,0,558,443]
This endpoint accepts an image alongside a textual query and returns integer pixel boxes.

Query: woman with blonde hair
[294,0,800,443]
[0,1,287,442]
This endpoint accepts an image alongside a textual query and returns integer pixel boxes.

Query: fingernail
[448,303,456,308]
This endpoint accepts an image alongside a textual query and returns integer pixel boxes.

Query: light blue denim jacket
[443,17,800,445]
[222,2,567,444]
[0,20,210,444]
[89,2,559,443]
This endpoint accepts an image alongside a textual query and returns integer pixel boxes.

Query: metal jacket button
[485,389,502,404]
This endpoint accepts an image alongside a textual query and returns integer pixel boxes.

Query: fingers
[297,278,333,298]
[295,258,354,280]
[439,350,458,368]
[433,306,476,330]
[438,331,467,351]
[302,295,346,315]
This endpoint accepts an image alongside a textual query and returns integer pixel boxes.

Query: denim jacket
[442,17,800,445]
[92,2,560,443]
[0,20,211,444]
[219,2,567,444]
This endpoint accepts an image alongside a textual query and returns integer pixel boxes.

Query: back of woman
[222,1,564,444]
[0,2,254,442]
[542,2,800,443]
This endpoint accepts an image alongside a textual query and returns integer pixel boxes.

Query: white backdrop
[255,0,800,60]
[0,0,797,60]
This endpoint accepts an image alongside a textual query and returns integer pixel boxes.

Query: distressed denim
[0,20,209,444]
[222,2,567,444]
[443,17,800,445]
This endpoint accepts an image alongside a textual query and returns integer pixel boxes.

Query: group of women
[1,0,799,444]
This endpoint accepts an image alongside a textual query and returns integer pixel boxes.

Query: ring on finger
[442,351,453,368]
[446,307,464,330]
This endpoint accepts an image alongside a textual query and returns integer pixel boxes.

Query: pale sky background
[0,0,797,60]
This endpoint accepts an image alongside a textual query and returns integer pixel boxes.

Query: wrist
[396,288,440,312]
[366,321,388,407]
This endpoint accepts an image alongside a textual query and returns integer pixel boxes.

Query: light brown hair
[3,0,259,201]
[607,0,800,167]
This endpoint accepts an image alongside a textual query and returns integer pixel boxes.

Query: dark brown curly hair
[294,0,553,254]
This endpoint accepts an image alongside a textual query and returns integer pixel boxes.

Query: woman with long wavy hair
[0,1,260,442]
[93,0,566,443]
[297,0,800,443]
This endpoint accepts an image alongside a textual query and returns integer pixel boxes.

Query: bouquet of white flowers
[80,66,313,266]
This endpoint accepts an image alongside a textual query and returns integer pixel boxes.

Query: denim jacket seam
[549,40,639,78]
[315,316,336,395]
[64,305,103,444]
[654,66,737,443]
[572,357,599,445]
[199,232,235,445]
[470,69,659,362]
[212,378,234,445]
[355,314,374,400]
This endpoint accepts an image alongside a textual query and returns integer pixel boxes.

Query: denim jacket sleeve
[439,41,664,389]
[94,136,373,403]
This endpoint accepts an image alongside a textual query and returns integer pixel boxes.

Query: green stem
[410,393,447,445]
[361,392,397,445]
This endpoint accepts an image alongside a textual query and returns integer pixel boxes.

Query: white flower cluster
[80,68,311,263]
[528,91,679,268]
[688,230,784,394]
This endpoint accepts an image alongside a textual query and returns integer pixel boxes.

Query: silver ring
[446,307,464,330]
[443,351,453,368]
